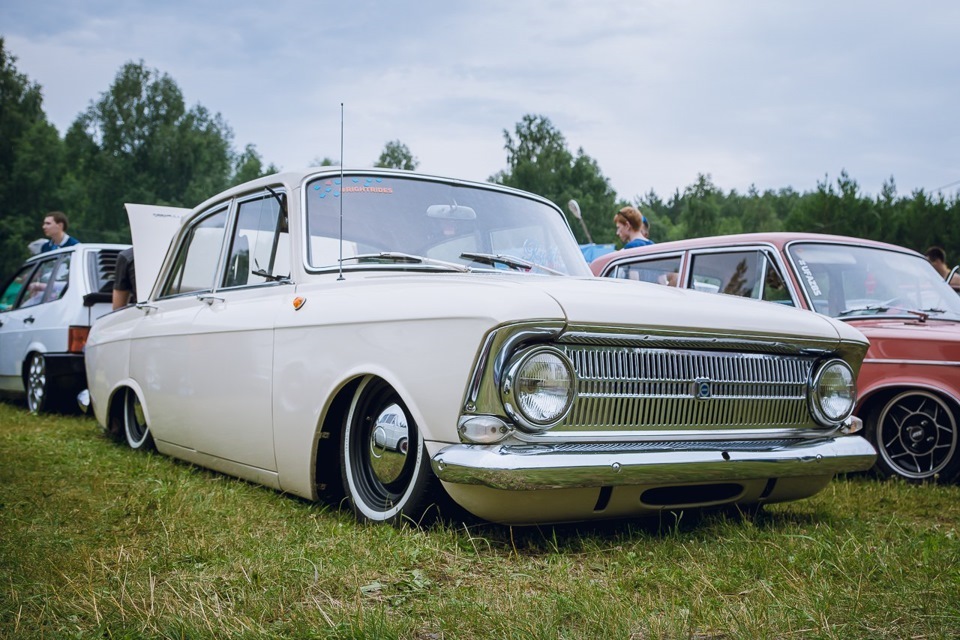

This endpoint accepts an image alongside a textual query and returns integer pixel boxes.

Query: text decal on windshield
[313,177,394,198]
[796,258,822,297]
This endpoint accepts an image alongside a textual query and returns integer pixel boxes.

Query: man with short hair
[39,211,80,253]
[925,246,960,290]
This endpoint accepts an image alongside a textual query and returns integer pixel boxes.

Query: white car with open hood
[84,169,876,525]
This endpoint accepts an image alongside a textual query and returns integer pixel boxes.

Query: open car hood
[124,203,191,301]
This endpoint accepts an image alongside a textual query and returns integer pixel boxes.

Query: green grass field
[1,400,958,639]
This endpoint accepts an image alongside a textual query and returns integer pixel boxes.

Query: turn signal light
[68,326,90,353]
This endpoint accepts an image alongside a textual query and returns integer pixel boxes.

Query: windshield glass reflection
[787,243,960,320]
[304,173,590,276]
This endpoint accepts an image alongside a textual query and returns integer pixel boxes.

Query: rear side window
[689,251,763,297]
[20,258,61,308]
[611,256,682,286]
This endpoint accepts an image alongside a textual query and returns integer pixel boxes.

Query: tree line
[1,39,957,281]
[492,115,960,267]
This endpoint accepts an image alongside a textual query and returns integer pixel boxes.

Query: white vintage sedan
[85,169,876,525]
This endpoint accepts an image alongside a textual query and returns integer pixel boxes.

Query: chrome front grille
[559,346,815,431]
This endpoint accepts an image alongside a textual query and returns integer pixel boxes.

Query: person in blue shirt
[614,206,653,249]
[39,211,80,253]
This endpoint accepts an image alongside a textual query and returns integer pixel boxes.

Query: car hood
[348,272,863,347]
[847,318,960,360]
[125,203,191,300]
[533,276,862,345]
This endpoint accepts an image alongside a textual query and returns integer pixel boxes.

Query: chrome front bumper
[431,435,877,491]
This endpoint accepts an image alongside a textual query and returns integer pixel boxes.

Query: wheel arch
[311,370,442,504]
[313,376,362,502]
[858,381,960,419]
[104,380,149,442]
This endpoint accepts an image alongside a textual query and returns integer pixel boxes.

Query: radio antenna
[337,102,345,281]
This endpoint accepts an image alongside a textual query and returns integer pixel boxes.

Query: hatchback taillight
[68,326,90,353]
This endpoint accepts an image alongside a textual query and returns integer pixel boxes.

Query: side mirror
[566,199,594,244]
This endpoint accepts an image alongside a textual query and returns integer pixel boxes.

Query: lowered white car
[0,243,128,412]
[85,169,875,525]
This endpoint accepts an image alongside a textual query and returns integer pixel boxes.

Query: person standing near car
[925,246,960,289]
[39,211,80,253]
[614,206,653,249]
[112,247,136,309]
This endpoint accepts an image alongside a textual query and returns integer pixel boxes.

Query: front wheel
[340,376,437,524]
[25,353,52,413]
[868,390,960,482]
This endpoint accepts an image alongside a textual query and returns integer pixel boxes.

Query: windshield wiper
[838,305,932,322]
[837,305,890,317]
[460,252,564,275]
[340,252,469,272]
[251,268,291,283]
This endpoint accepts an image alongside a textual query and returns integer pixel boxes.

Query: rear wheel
[868,390,960,482]
[124,389,155,451]
[25,353,52,413]
[340,376,437,524]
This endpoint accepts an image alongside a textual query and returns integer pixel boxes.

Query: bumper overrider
[431,431,877,491]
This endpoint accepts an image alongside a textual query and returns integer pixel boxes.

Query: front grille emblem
[694,377,712,400]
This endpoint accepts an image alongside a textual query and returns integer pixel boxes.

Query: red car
[592,232,960,483]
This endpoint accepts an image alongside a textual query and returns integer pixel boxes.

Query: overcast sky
[2,1,958,203]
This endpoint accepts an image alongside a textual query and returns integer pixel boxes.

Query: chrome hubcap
[367,403,409,485]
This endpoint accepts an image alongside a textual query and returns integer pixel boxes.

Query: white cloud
[2,0,958,201]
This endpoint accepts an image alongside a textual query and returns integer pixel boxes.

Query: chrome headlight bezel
[809,358,857,426]
[500,346,576,432]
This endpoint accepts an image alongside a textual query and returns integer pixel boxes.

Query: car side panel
[270,276,563,499]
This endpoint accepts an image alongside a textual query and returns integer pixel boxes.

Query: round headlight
[809,359,856,425]
[501,347,576,431]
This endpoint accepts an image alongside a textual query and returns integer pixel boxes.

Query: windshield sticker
[314,177,394,198]
[313,179,339,198]
[795,258,822,297]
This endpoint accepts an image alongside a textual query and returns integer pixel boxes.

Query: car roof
[23,243,130,264]
[590,231,922,274]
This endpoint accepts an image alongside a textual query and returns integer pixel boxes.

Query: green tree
[232,143,279,186]
[375,140,418,170]
[491,114,618,244]
[677,174,723,238]
[0,39,66,277]
[63,61,241,242]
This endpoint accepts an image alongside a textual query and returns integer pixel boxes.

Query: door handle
[23,316,35,324]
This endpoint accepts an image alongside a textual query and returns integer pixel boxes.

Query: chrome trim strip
[431,436,877,491]
[557,330,820,354]
[863,358,960,367]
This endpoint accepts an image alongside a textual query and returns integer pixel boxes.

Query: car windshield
[787,242,960,320]
[304,173,590,276]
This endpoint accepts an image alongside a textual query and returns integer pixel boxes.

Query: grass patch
[1,400,958,638]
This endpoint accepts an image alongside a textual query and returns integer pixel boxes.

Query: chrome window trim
[156,204,231,300]
[215,186,289,292]
[683,244,802,306]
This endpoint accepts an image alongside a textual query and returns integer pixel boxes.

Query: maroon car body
[592,232,960,483]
